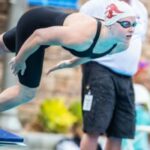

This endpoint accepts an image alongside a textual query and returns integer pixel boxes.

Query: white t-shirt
[80,0,148,76]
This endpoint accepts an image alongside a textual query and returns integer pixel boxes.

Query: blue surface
[28,0,79,9]
[0,129,24,143]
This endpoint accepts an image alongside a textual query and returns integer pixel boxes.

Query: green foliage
[69,101,82,124]
[39,98,77,133]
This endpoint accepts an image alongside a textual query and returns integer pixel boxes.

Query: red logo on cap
[106,4,124,19]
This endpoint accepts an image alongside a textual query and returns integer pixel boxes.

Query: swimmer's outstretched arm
[10,26,81,75]
[47,57,91,75]
[16,26,73,61]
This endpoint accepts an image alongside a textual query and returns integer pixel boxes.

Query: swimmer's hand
[46,57,91,75]
[9,57,26,76]
[46,60,71,75]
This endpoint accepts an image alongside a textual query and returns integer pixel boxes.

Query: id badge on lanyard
[83,90,93,111]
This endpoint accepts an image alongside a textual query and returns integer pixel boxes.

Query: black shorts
[81,62,135,139]
[3,7,69,88]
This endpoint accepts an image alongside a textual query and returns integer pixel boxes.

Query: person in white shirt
[80,0,148,150]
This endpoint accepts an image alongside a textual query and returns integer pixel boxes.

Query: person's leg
[0,7,69,111]
[0,83,37,112]
[105,137,122,150]
[106,75,135,150]
[80,133,99,150]
[81,62,117,150]
[0,9,43,111]
[0,33,14,55]
[1,27,16,54]
[0,34,10,55]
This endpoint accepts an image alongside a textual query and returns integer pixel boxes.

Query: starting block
[0,129,25,147]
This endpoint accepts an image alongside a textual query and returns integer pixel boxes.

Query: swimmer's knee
[21,90,36,103]
[19,84,38,103]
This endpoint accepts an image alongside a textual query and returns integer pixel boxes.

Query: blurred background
[0,0,150,150]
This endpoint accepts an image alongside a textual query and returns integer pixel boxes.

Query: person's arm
[10,25,82,75]
[15,26,75,63]
[47,57,91,75]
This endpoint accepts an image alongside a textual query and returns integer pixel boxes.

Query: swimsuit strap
[63,19,117,58]
[90,43,117,58]
[85,19,101,52]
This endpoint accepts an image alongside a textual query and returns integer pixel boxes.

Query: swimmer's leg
[0,27,16,54]
[0,82,37,112]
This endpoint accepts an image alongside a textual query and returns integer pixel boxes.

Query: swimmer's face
[110,16,136,44]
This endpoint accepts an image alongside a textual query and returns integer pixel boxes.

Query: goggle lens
[117,21,137,28]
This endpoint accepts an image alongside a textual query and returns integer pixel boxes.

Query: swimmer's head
[104,1,136,26]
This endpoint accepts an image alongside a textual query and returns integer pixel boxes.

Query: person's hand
[46,62,63,75]
[9,57,26,76]
[46,60,71,75]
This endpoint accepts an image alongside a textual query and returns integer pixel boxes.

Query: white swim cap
[104,1,136,26]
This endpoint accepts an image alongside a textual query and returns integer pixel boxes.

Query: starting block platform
[0,129,25,147]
